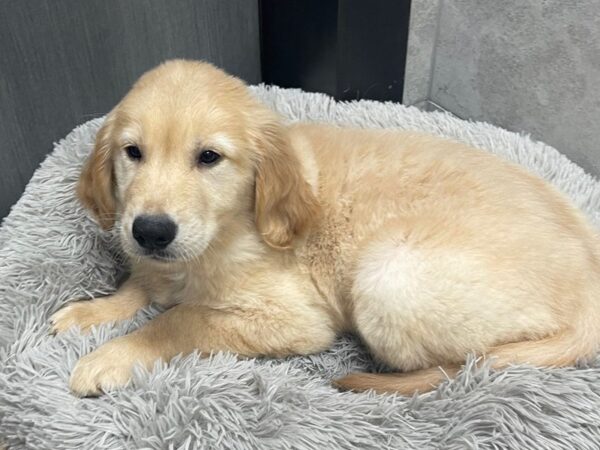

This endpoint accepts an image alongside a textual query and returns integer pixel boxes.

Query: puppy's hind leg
[341,232,491,395]
[335,328,597,395]
[348,234,456,374]
[340,232,600,395]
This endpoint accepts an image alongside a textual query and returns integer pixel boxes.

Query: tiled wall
[404,0,600,177]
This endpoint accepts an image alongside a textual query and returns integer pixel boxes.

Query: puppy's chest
[141,269,188,306]
[148,273,209,306]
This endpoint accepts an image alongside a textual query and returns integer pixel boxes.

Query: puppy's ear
[253,116,320,249]
[77,115,117,230]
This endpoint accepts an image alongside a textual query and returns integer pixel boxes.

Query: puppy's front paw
[69,338,139,396]
[50,301,103,335]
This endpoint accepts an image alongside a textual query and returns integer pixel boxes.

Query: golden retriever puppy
[51,60,600,396]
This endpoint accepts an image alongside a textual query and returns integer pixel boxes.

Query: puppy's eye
[198,149,221,166]
[125,145,142,161]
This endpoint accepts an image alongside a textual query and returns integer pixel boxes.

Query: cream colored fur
[51,60,600,396]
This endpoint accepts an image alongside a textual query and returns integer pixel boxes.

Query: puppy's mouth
[143,249,179,263]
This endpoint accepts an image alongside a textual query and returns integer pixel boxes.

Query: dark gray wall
[0,0,260,220]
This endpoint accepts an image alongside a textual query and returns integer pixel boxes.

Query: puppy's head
[78,60,319,262]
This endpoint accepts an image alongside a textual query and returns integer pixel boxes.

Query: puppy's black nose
[132,215,177,250]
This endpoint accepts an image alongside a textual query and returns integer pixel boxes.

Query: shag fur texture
[2,86,600,449]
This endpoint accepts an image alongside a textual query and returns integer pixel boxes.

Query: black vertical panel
[259,0,338,96]
[337,0,411,101]
[0,0,260,220]
[259,0,411,102]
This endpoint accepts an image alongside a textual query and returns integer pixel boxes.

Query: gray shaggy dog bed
[2,86,600,450]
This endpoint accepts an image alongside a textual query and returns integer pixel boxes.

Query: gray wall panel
[402,0,440,107]
[0,0,260,220]
[405,0,600,176]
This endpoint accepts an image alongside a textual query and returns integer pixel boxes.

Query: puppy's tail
[334,326,600,395]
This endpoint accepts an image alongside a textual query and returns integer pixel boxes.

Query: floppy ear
[77,116,117,230]
[253,118,320,249]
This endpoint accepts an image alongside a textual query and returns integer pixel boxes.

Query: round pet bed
[1,86,600,449]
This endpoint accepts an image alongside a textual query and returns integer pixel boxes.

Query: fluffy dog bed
[1,86,600,449]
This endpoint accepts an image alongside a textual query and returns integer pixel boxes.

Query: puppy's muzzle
[132,215,178,251]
